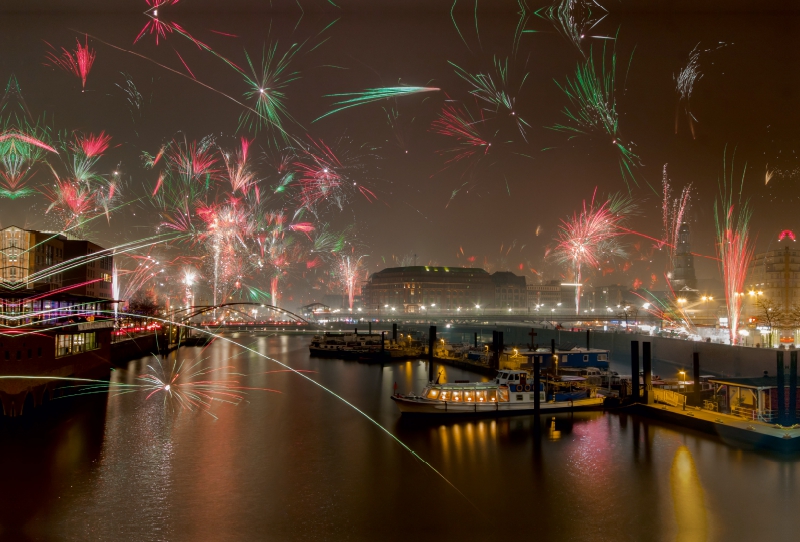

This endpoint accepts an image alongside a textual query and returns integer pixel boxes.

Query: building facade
[746,232,800,311]
[490,271,527,309]
[527,280,562,308]
[363,266,494,313]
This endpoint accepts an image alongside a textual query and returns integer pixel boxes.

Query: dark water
[1,333,798,541]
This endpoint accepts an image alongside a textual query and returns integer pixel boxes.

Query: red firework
[44,36,96,90]
[294,137,376,211]
[430,99,491,164]
[75,131,112,157]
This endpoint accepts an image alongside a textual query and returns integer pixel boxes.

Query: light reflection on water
[0,334,798,541]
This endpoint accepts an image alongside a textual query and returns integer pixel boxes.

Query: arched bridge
[172,302,312,326]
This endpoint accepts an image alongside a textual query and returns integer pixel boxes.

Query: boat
[391,369,604,415]
[498,344,611,371]
[309,332,423,362]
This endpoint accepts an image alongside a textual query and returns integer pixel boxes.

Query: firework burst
[553,189,633,314]
[537,0,610,55]
[714,151,755,345]
[552,44,640,184]
[451,58,530,140]
[239,42,301,139]
[44,36,96,90]
[674,44,702,138]
[430,98,493,164]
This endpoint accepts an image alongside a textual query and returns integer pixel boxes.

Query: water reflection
[4,335,800,540]
[0,396,107,541]
[671,445,708,542]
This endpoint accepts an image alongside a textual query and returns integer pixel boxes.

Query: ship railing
[731,405,776,422]
[652,388,686,408]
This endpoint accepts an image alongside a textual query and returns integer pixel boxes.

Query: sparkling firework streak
[222,137,258,195]
[674,44,701,138]
[430,99,493,164]
[714,151,755,345]
[44,36,96,89]
[294,136,378,213]
[315,86,440,122]
[536,0,610,55]
[660,164,691,263]
[239,43,302,138]
[336,252,366,310]
[553,189,633,314]
[551,44,640,184]
[451,58,530,140]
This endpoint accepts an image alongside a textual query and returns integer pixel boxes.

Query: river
[0,333,798,541]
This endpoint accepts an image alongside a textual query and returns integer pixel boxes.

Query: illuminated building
[490,271,527,309]
[363,266,494,313]
[527,280,562,308]
[0,226,115,416]
[746,229,800,311]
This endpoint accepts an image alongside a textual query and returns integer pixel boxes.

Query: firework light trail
[536,0,610,55]
[674,44,701,138]
[552,42,640,184]
[714,151,755,345]
[660,164,692,264]
[315,86,440,122]
[44,36,96,90]
[451,59,530,140]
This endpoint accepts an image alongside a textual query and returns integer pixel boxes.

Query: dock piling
[428,326,436,382]
[778,351,786,426]
[381,331,385,353]
[474,332,478,348]
[534,355,541,415]
[631,341,640,402]
[392,323,397,342]
[643,342,652,405]
[693,352,701,407]
[791,350,798,425]
[586,329,590,349]
[368,322,372,334]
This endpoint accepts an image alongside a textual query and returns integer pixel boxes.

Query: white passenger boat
[391,370,604,415]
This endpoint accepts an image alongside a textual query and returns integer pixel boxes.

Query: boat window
[499,372,507,379]
[488,389,497,402]
[464,390,475,402]
[476,390,487,402]
[440,390,450,401]
[426,388,440,399]
[516,394,523,401]
[583,355,589,362]
[451,390,462,402]
[510,374,518,381]
[598,354,607,361]
[498,388,509,402]
[529,394,536,401]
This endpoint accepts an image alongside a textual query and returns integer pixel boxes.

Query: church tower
[671,222,697,296]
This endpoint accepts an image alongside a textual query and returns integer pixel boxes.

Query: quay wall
[110,334,159,366]
[404,324,779,378]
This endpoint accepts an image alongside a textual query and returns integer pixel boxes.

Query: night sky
[1,1,799,305]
